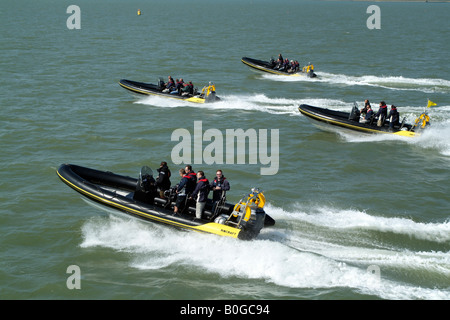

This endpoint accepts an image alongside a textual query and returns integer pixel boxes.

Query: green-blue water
[1,0,449,301]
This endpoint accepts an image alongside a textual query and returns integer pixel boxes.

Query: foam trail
[336,117,450,158]
[261,72,450,94]
[80,205,450,300]
[135,93,346,116]
[266,204,450,243]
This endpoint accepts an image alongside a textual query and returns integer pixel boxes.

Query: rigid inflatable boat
[119,79,220,103]
[57,164,275,240]
[241,57,317,78]
[298,104,431,138]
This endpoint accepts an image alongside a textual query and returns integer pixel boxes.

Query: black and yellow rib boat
[241,57,317,78]
[119,79,220,103]
[57,164,274,240]
[298,104,431,138]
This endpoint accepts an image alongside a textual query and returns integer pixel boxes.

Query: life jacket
[187,172,196,180]
[180,173,196,194]
[212,176,226,188]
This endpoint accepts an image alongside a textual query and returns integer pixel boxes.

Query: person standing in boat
[184,165,197,183]
[156,161,171,198]
[210,169,230,202]
[182,165,197,210]
[190,171,210,219]
[376,101,388,127]
[388,105,400,131]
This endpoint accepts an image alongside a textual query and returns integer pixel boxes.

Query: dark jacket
[186,171,197,183]
[191,178,210,203]
[177,174,196,195]
[388,107,400,126]
[365,108,374,120]
[156,165,171,191]
[210,177,230,201]
[182,82,194,94]
[376,104,388,120]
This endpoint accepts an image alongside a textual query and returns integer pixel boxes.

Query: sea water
[0,0,449,301]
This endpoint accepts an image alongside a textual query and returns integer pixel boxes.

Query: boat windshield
[139,166,154,179]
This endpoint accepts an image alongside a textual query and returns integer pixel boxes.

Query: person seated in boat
[287,60,295,73]
[170,78,184,95]
[181,81,194,96]
[190,171,210,219]
[360,104,374,123]
[280,58,290,71]
[388,105,400,131]
[275,54,284,69]
[134,168,157,203]
[375,101,388,127]
[156,161,171,199]
[163,76,175,92]
[360,99,371,119]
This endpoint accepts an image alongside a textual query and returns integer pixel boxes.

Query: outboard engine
[237,206,266,240]
[134,166,156,204]
[205,90,216,103]
[223,188,267,240]
[203,82,218,103]
[307,69,317,78]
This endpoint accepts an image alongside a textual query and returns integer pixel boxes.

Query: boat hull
[298,104,417,137]
[241,57,316,77]
[119,79,220,103]
[57,164,273,240]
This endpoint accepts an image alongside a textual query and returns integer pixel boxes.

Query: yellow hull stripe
[241,59,300,77]
[119,82,206,104]
[299,108,417,138]
[57,170,240,238]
